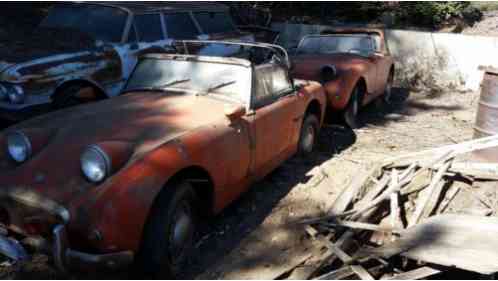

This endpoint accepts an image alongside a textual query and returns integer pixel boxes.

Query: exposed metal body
[474,67,498,162]
[0,2,253,123]
[290,28,395,110]
[0,47,327,272]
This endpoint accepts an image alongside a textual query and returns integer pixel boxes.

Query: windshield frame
[123,57,253,106]
[40,3,132,43]
[296,34,375,56]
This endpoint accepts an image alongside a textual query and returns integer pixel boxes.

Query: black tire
[297,114,319,156]
[135,181,198,278]
[382,71,394,104]
[344,86,362,129]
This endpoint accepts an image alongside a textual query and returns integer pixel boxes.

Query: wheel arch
[305,99,323,123]
[52,79,108,102]
[154,165,215,218]
[354,76,367,104]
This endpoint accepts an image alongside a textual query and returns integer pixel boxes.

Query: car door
[370,34,391,95]
[245,64,299,180]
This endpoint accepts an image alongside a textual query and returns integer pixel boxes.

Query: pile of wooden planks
[288,135,498,280]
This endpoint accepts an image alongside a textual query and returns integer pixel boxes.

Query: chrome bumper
[0,224,133,272]
[52,225,134,272]
[0,188,133,272]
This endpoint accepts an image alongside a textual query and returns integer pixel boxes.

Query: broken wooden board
[384,266,441,280]
[357,214,498,274]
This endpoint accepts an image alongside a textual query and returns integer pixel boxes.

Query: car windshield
[39,4,128,42]
[125,58,251,102]
[297,35,373,56]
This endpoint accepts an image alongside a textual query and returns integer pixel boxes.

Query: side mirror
[225,104,246,121]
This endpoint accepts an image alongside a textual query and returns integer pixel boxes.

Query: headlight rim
[6,131,32,163]
[0,84,8,101]
[80,144,112,183]
[7,85,25,104]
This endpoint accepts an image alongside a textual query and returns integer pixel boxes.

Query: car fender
[1,48,123,100]
[83,121,251,252]
[324,70,366,110]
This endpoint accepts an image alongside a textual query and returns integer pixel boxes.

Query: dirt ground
[184,88,477,280]
[2,86,478,279]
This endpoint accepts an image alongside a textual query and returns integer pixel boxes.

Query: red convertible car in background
[290,28,395,128]
[0,42,326,277]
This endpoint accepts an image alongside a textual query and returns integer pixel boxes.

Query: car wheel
[135,181,198,278]
[297,114,319,156]
[344,86,361,129]
[383,72,394,104]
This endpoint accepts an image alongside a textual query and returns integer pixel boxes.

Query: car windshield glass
[297,35,373,56]
[125,58,251,102]
[39,4,127,42]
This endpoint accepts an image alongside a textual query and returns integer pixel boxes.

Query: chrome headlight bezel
[7,85,25,104]
[80,145,111,183]
[0,84,8,101]
[6,131,32,163]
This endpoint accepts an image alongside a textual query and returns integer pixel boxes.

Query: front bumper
[0,188,134,272]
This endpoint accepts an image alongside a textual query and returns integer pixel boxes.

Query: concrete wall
[273,23,498,91]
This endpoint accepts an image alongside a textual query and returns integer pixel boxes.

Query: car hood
[0,91,232,201]
[0,27,96,73]
[12,91,230,153]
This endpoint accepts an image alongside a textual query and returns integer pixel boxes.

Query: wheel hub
[302,125,315,153]
[169,203,193,260]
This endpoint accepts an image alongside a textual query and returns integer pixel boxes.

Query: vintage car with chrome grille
[0,2,254,123]
[0,42,326,277]
[290,28,395,128]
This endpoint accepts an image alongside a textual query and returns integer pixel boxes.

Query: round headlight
[6,131,32,163]
[80,145,111,183]
[7,86,24,104]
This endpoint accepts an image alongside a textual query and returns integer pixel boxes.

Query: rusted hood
[13,91,229,150]
[1,91,231,202]
[0,27,96,73]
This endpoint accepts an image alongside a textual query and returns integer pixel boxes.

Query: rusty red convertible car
[291,28,395,128]
[0,42,326,276]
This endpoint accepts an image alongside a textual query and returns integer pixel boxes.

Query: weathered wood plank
[328,163,383,216]
[351,265,375,280]
[436,185,460,214]
[358,214,498,275]
[383,134,498,167]
[409,161,451,226]
[323,220,403,235]
[385,266,441,280]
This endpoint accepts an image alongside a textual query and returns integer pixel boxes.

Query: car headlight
[80,145,111,183]
[6,131,32,163]
[7,85,24,104]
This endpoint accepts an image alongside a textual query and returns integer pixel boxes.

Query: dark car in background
[0,2,253,123]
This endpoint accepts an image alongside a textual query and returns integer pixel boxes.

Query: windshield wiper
[160,78,191,88]
[204,80,236,94]
[124,78,191,93]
